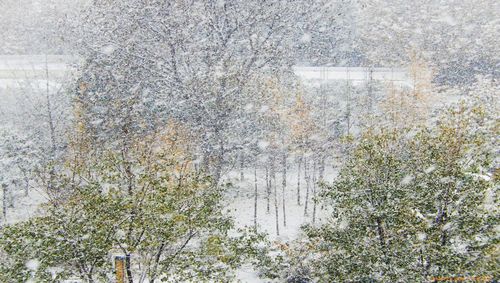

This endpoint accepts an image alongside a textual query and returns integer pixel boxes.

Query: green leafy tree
[0,132,265,282]
[297,96,498,282]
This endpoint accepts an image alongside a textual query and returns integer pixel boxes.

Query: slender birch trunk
[312,159,317,224]
[253,165,258,229]
[304,157,310,216]
[282,153,287,227]
[21,169,29,196]
[265,164,270,214]
[240,153,245,181]
[2,184,7,222]
[319,155,325,213]
[8,183,14,208]
[45,55,57,192]
[272,158,279,236]
[297,156,302,206]
[45,55,57,158]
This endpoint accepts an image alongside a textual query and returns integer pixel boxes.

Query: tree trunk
[265,164,270,214]
[240,153,245,181]
[212,128,225,184]
[253,165,258,229]
[21,168,29,197]
[272,158,279,236]
[304,157,310,216]
[297,156,302,206]
[282,153,287,227]
[312,159,317,224]
[318,155,325,216]
[2,184,7,222]
[149,242,165,283]
[7,181,14,208]
[45,55,57,193]
[376,218,390,266]
[213,151,224,184]
[125,254,133,283]
[346,78,352,136]
[319,155,325,182]
[24,177,29,196]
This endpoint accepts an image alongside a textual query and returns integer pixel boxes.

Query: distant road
[293,66,412,87]
[0,55,76,79]
[0,55,412,88]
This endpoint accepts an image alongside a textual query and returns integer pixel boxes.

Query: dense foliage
[292,97,499,282]
[0,133,266,282]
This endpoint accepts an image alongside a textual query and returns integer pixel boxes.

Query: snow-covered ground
[2,188,47,225]
[3,164,338,236]
[224,164,338,282]
[223,165,338,240]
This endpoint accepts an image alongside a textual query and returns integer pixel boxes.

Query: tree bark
[376,217,390,266]
[319,155,325,182]
[240,153,245,181]
[210,127,225,184]
[7,181,14,208]
[319,156,325,217]
[304,157,310,216]
[312,159,317,224]
[253,165,258,229]
[44,55,57,193]
[272,158,279,236]
[265,164,270,214]
[282,153,287,227]
[149,242,165,283]
[297,156,302,206]
[21,168,29,197]
[2,184,7,221]
[125,253,133,283]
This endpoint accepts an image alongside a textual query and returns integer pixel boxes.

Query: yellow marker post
[115,256,126,283]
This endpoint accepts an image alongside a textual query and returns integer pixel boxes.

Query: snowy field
[224,165,338,241]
